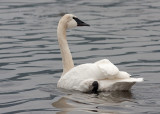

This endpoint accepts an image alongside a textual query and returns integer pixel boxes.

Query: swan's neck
[57,22,74,76]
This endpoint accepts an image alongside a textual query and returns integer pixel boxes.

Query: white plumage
[57,59,143,92]
[57,14,143,93]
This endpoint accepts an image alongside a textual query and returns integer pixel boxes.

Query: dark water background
[0,0,160,114]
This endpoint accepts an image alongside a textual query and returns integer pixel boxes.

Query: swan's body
[57,14,143,93]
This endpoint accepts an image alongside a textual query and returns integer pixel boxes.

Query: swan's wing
[99,78,143,91]
[95,59,119,79]
[117,71,131,79]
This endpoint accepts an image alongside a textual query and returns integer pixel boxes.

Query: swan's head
[59,14,90,29]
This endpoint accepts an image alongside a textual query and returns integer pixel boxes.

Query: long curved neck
[57,21,74,76]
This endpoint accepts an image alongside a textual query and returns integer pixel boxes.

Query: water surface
[0,0,160,114]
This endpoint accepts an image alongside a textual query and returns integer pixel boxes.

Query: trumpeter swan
[57,14,143,93]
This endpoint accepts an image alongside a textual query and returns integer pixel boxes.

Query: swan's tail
[99,78,143,91]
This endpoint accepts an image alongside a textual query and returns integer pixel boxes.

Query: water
[0,0,160,113]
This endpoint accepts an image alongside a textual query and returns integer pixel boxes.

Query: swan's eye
[73,17,90,26]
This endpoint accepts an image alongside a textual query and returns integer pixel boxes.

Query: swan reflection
[52,91,133,114]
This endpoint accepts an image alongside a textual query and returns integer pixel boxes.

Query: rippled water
[0,0,160,113]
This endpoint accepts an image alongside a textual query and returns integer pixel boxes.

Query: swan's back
[57,59,143,92]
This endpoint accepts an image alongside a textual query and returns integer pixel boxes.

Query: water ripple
[0,0,160,114]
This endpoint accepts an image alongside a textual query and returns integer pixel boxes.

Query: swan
[57,14,143,93]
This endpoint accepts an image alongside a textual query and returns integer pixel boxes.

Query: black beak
[73,17,90,26]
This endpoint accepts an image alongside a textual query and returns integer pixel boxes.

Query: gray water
[0,0,160,114]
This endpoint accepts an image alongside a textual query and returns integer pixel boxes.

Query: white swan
[57,14,143,93]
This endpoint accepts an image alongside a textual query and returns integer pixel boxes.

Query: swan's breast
[57,63,103,91]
